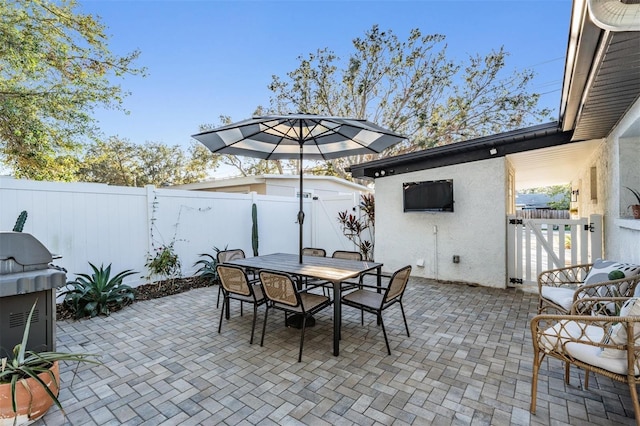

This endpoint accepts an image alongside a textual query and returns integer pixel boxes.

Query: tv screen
[403,180,454,212]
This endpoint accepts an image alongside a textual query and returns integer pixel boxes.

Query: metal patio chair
[341,265,412,355]
[216,249,258,309]
[313,250,364,297]
[216,264,266,344]
[259,270,332,362]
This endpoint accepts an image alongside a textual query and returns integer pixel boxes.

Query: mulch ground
[56,276,217,320]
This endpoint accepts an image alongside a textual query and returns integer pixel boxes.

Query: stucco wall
[374,157,508,288]
[572,97,640,264]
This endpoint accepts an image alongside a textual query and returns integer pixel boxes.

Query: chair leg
[250,304,257,344]
[216,285,221,308]
[218,295,226,334]
[379,314,391,355]
[584,370,589,389]
[530,351,545,414]
[261,306,269,347]
[628,380,640,426]
[361,308,364,325]
[299,315,307,362]
[240,301,244,316]
[564,362,570,385]
[399,302,410,337]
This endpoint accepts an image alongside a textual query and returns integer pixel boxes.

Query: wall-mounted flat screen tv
[403,179,454,212]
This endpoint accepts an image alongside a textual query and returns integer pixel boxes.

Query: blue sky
[81,0,572,171]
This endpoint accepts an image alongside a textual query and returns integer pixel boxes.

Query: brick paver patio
[35,278,635,425]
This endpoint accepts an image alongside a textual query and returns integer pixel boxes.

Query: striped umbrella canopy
[192,114,406,262]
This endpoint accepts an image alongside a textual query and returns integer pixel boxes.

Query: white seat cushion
[541,287,576,311]
[542,320,638,375]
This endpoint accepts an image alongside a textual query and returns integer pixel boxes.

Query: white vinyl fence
[0,177,358,287]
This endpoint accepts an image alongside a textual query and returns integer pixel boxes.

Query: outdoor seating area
[35,277,636,425]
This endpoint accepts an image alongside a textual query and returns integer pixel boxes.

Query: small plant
[337,194,375,260]
[12,211,28,232]
[193,245,227,284]
[0,301,99,420]
[61,263,137,319]
[626,187,640,219]
[145,243,181,281]
[626,187,640,204]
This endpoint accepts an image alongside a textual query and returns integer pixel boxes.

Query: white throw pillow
[584,259,640,286]
[600,297,640,359]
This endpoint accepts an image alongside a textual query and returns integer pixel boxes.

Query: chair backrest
[259,270,300,307]
[217,249,246,263]
[217,264,251,296]
[384,265,412,302]
[302,247,326,257]
[332,250,363,261]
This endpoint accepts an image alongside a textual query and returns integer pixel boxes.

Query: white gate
[506,214,602,287]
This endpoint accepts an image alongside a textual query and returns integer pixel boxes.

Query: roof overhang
[349,122,574,181]
[561,0,640,140]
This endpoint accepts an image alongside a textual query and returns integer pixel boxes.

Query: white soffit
[507,139,603,190]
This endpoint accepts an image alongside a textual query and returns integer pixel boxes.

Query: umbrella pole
[298,141,304,263]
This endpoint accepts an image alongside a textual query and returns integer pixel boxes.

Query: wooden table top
[226,252,382,282]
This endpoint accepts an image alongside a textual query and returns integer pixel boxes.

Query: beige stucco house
[171,174,372,200]
[350,0,640,288]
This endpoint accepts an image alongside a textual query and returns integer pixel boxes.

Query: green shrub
[62,263,136,318]
[145,243,181,281]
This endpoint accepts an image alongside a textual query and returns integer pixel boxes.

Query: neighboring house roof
[171,174,373,193]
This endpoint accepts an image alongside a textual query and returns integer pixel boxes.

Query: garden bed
[56,276,217,320]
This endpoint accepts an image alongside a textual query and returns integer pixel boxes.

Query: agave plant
[0,301,99,418]
[193,245,227,284]
[61,263,136,319]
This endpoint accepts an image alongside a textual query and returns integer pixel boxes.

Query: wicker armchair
[530,296,640,425]
[538,262,640,314]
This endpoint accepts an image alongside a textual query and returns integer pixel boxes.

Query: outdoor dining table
[225,252,383,356]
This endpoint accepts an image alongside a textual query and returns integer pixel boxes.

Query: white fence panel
[0,177,351,288]
[312,195,360,255]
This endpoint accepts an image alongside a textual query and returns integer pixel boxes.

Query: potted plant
[626,187,640,219]
[0,302,99,425]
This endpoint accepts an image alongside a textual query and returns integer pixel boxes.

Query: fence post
[145,185,156,277]
[589,214,603,261]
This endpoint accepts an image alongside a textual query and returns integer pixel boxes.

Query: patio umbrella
[192,114,406,263]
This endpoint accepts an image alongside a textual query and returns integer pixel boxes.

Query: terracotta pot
[0,361,59,426]
[632,204,640,219]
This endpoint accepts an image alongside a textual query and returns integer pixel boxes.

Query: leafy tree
[520,184,570,210]
[0,0,144,180]
[263,25,552,178]
[77,137,219,187]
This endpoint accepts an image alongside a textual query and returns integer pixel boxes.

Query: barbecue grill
[0,232,65,358]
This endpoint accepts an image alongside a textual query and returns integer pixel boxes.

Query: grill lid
[0,232,53,266]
